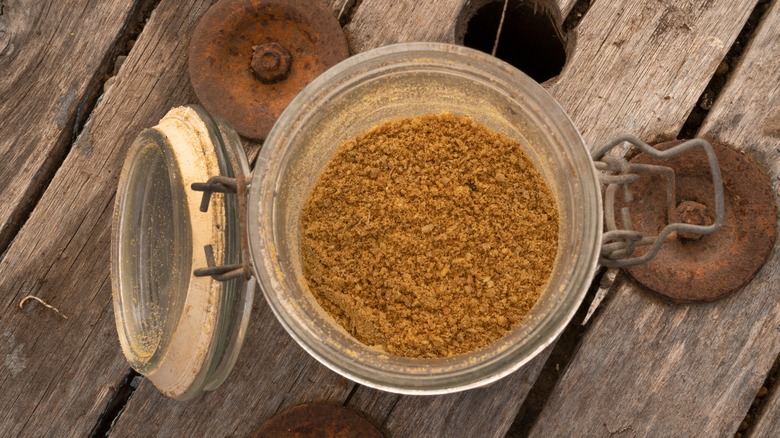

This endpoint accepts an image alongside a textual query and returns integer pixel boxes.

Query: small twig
[492,0,509,56]
[19,295,68,319]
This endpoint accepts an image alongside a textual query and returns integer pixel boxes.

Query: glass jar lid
[111,105,253,400]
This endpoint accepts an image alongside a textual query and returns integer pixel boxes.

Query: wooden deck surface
[1,0,778,436]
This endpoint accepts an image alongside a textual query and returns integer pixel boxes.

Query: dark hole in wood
[463,1,566,83]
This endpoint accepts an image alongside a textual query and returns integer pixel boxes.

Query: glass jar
[248,42,602,393]
[112,42,602,399]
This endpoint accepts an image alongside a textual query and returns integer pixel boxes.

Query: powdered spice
[301,113,558,358]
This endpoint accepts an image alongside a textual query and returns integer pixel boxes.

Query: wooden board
[529,2,780,436]
[754,384,780,438]
[0,0,158,436]
[0,0,351,435]
[0,0,770,436]
[348,353,549,438]
[111,302,354,436]
[337,0,755,437]
[547,0,756,147]
[0,0,145,253]
[346,0,574,54]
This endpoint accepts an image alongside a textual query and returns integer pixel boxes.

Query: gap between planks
[114,0,759,436]
[0,0,757,436]
[0,0,158,261]
[527,0,780,436]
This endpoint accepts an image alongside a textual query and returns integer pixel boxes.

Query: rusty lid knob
[676,200,712,240]
[251,42,293,84]
[253,403,384,438]
[616,140,777,302]
[188,0,350,141]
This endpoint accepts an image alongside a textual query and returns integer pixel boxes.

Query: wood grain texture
[0,0,349,435]
[529,2,780,437]
[328,0,353,21]
[0,0,157,436]
[99,1,355,435]
[349,351,550,438]
[346,0,465,52]
[548,0,756,147]
[339,0,753,437]
[345,0,571,54]
[112,302,353,436]
[0,0,144,252]
[754,383,780,437]
[703,4,780,435]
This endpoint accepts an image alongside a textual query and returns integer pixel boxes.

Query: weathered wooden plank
[754,383,780,438]
[705,3,780,436]
[348,351,549,438]
[346,0,464,53]
[340,0,754,437]
[529,2,780,437]
[105,1,357,436]
[346,0,572,54]
[0,0,347,435]
[0,0,146,253]
[0,0,158,436]
[548,0,756,147]
[112,302,353,436]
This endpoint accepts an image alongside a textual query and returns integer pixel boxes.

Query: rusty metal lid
[188,0,350,141]
[253,403,384,438]
[618,140,777,302]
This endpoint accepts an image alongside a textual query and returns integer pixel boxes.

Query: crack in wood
[340,0,363,28]
[741,353,780,436]
[507,268,607,437]
[341,384,359,407]
[679,0,772,139]
[0,0,161,262]
[89,369,142,438]
[562,0,591,32]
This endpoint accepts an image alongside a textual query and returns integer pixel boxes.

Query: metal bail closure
[592,135,776,301]
[111,105,254,400]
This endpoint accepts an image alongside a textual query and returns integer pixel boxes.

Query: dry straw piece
[19,295,68,319]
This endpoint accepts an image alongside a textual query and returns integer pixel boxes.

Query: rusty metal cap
[618,140,777,302]
[188,0,350,140]
[253,403,384,438]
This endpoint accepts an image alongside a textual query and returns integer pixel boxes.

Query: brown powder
[301,113,558,358]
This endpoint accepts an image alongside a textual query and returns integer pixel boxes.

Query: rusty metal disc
[188,0,349,140]
[252,403,384,438]
[617,140,776,302]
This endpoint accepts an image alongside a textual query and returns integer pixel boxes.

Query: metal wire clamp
[592,135,725,268]
[191,172,252,282]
